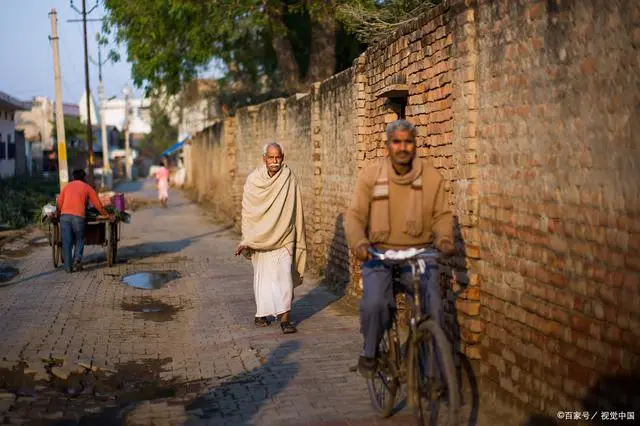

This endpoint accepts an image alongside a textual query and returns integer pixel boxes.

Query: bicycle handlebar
[367,247,440,262]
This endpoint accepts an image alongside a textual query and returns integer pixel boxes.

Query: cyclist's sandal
[280,321,297,334]
[254,316,269,327]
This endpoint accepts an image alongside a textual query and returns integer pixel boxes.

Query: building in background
[0,90,29,178]
[16,96,81,175]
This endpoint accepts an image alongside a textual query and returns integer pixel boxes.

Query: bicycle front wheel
[412,319,459,426]
[367,332,398,417]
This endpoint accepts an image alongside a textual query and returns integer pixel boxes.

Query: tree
[138,102,178,159]
[101,0,365,97]
[51,116,89,169]
[51,116,85,144]
[337,0,441,44]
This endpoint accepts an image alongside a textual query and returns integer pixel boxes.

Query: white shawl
[240,164,307,279]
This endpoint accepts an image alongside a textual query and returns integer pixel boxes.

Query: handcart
[47,215,120,267]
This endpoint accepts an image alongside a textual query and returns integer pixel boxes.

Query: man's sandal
[254,317,269,327]
[280,321,297,334]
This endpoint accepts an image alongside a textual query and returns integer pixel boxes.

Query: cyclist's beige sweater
[344,158,453,251]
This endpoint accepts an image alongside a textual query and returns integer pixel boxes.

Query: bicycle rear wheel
[412,319,459,426]
[366,332,398,417]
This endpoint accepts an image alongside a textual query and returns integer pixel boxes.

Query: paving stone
[0,181,524,425]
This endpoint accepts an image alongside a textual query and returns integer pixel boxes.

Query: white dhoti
[158,180,169,200]
[251,247,293,318]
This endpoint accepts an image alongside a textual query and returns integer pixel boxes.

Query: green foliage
[138,102,178,158]
[102,0,364,98]
[102,0,271,95]
[51,116,86,143]
[0,177,59,229]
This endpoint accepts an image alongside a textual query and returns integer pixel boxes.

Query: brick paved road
[0,180,526,426]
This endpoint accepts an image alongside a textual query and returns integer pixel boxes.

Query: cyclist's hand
[234,245,247,256]
[354,244,371,262]
[438,240,456,257]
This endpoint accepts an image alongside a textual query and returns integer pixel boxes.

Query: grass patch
[0,176,60,229]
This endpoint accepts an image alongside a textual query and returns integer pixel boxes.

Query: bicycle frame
[368,248,439,409]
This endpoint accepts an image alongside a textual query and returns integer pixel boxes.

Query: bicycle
[365,247,459,425]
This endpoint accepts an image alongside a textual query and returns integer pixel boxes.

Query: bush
[0,176,60,229]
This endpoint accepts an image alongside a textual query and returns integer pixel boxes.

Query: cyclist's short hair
[262,142,284,157]
[385,119,417,144]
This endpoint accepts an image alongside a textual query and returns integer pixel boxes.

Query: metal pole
[97,46,112,189]
[49,9,69,190]
[81,0,96,186]
[124,87,131,180]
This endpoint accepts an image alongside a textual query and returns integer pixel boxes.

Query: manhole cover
[121,271,180,290]
[0,266,19,283]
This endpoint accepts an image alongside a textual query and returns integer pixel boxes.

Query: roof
[0,91,28,111]
[161,140,186,157]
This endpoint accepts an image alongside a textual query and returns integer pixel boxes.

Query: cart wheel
[52,223,61,268]
[112,222,118,262]
[106,222,116,267]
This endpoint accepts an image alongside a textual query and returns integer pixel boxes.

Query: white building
[0,91,28,178]
[101,97,151,133]
[157,79,221,139]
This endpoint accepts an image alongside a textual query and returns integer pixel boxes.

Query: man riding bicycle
[344,119,456,379]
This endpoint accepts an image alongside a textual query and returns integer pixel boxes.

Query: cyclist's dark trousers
[359,259,442,359]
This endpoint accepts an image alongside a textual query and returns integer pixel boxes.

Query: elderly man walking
[234,142,307,334]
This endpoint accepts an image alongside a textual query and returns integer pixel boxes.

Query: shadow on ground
[184,340,301,424]
[1,226,234,285]
[291,283,340,326]
[83,226,234,267]
[114,180,146,193]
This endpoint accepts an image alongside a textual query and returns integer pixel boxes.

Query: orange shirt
[56,180,107,218]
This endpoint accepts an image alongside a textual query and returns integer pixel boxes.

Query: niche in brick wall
[377,74,409,119]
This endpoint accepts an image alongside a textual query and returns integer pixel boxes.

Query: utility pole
[90,42,111,189]
[49,9,69,190]
[70,0,100,187]
[123,86,132,180]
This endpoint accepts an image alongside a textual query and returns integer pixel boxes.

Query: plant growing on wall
[337,0,441,43]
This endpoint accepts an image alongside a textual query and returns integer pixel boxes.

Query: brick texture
[184,0,639,417]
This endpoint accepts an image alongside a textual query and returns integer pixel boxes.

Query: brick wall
[281,93,315,265]
[474,0,640,414]
[184,0,639,416]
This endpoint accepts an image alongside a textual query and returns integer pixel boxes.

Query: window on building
[7,133,15,159]
[0,134,5,160]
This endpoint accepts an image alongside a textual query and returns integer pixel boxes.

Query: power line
[68,0,102,186]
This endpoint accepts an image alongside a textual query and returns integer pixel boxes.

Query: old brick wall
[475,0,639,415]
[314,68,359,292]
[184,0,639,416]
[280,93,315,267]
[188,120,236,224]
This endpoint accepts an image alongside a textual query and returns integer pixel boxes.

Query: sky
[0,0,144,104]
